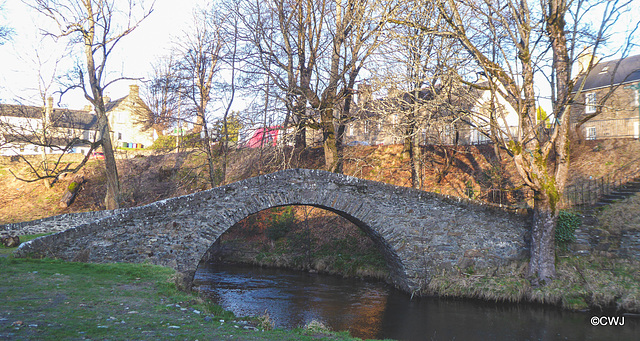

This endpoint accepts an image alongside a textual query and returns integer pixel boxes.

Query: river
[194,262,639,340]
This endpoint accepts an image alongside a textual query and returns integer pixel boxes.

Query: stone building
[344,82,518,147]
[571,53,640,140]
[106,84,155,149]
[0,84,155,156]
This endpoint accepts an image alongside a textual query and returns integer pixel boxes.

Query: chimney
[129,84,140,97]
[45,96,53,122]
[103,95,111,105]
[577,47,600,75]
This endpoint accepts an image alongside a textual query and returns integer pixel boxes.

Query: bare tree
[0,1,12,44]
[372,1,473,188]
[306,0,393,173]
[217,3,241,185]
[142,56,182,137]
[0,43,104,189]
[400,0,638,285]
[31,0,153,210]
[236,0,323,152]
[238,0,394,173]
[174,5,226,187]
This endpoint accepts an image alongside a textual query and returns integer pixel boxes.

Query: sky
[0,0,638,115]
[0,0,205,108]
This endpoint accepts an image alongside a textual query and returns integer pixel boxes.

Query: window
[586,127,596,140]
[348,124,354,137]
[117,132,123,140]
[585,92,596,114]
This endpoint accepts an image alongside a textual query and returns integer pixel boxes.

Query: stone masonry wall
[572,226,640,259]
[1,210,122,236]
[14,169,531,294]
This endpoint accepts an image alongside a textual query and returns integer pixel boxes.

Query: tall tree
[240,0,394,173]
[175,5,226,187]
[375,1,472,188]
[31,0,153,210]
[305,0,392,173]
[402,0,637,285]
[142,56,183,137]
[237,0,324,151]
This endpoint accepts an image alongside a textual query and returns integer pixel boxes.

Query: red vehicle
[91,151,105,160]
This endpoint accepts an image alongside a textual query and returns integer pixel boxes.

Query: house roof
[0,104,43,119]
[0,104,99,130]
[50,110,98,130]
[574,53,640,92]
[356,86,471,121]
[105,96,126,112]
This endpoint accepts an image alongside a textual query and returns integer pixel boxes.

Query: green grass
[0,257,363,340]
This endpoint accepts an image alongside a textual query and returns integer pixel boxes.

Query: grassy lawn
[0,256,361,341]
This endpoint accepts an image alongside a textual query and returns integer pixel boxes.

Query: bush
[556,210,581,250]
[149,133,203,150]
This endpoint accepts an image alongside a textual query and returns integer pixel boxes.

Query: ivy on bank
[555,210,581,250]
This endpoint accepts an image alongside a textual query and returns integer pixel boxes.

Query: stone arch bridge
[15,169,530,293]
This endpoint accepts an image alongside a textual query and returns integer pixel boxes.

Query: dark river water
[194,262,639,341]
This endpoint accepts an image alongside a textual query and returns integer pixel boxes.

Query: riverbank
[0,257,363,340]
[425,255,640,313]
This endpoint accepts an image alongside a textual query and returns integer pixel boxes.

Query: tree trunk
[99,118,120,210]
[321,105,340,172]
[527,191,557,286]
[335,121,345,174]
[203,125,218,187]
[294,123,307,150]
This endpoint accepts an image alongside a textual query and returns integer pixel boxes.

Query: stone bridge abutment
[14,169,530,293]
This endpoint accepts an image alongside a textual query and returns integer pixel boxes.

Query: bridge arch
[196,201,405,288]
[15,169,530,293]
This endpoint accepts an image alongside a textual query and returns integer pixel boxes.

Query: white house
[466,81,520,145]
[0,85,155,156]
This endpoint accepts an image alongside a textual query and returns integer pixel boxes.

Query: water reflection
[194,262,639,340]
